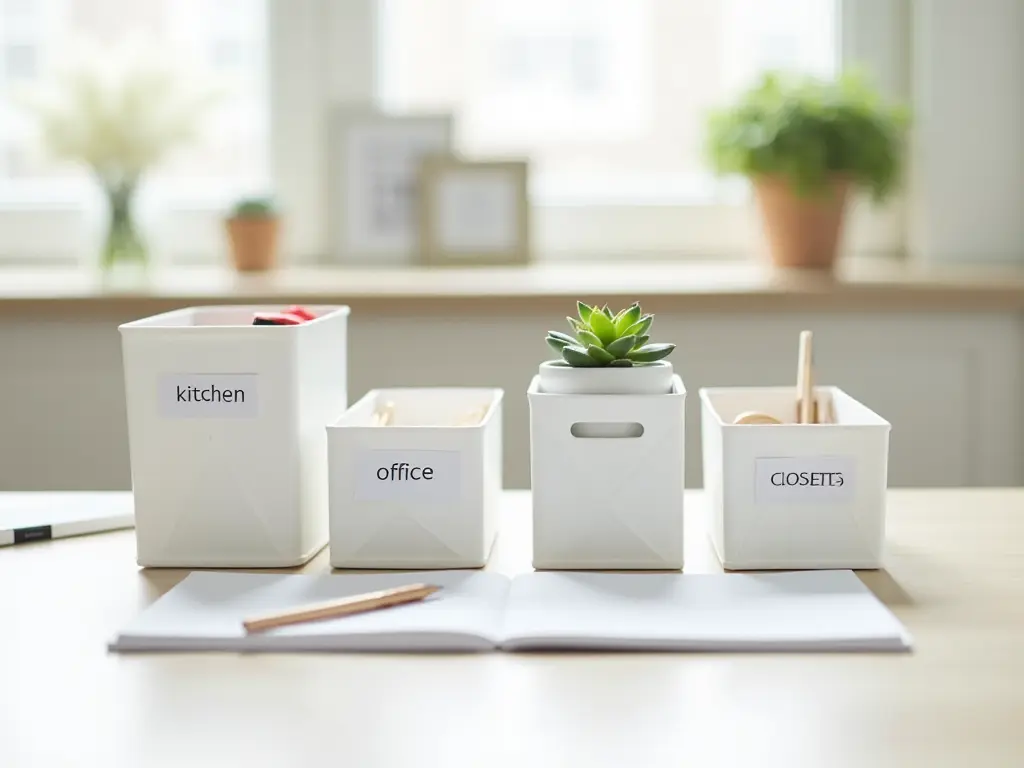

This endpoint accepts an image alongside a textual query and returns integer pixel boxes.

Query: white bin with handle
[119,304,349,567]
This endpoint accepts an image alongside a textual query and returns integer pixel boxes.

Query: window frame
[0,0,919,265]
[0,0,271,265]
[275,0,911,263]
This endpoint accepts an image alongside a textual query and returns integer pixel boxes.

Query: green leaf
[547,330,577,346]
[546,335,572,354]
[586,345,615,364]
[601,304,614,319]
[577,301,594,324]
[562,345,601,367]
[588,309,617,345]
[605,335,637,358]
[614,303,642,334]
[611,306,629,325]
[704,70,909,203]
[608,359,634,367]
[567,316,583,334]
[633,334,650,348]
[576,329,603,348]
[627,343,676,363]
[622,315,653,338]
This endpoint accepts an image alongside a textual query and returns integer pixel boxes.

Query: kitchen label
[158,374,259,419]
[755,456,856,503]
[355,449,462,503]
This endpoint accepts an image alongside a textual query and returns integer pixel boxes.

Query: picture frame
[329,108,453,265]
[417,156,531,267]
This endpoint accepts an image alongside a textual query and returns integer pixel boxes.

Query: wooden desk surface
[3,488,1022,768]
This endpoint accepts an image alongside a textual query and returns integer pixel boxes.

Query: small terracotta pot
[225,216,280,272]
[753,176,849,269]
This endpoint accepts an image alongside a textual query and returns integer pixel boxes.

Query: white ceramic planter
[700,386,891,570]
[327,387,503,569]
[537,360,674,395]
[529,362,685,570]
[119,305,349,568]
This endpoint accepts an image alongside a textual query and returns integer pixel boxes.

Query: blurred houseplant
[19,40,219,273]
[225,197,280,272]
[706,71,909,269]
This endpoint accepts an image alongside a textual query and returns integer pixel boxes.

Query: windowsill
[2,257,1024,315]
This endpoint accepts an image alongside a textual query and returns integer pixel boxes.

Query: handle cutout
[570,422,644,439]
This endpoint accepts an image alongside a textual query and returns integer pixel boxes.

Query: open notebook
[110,569,912,653]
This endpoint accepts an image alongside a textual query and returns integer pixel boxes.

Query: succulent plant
[546,301,676,368]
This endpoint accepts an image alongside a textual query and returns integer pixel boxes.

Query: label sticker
[354,449,462,503]
[158,374,259,419]
[755,456,856,503]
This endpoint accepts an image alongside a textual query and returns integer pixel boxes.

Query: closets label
[755,456,856,503]
[158,374,260,418]
[355,449,461,503]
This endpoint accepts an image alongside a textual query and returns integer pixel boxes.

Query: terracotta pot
[753,176,849,269]
[225,216,280,272]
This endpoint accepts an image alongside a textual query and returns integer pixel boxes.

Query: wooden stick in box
[797,331,815,424]
[372,401,395,426]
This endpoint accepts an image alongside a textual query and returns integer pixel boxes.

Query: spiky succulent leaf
[588,309,617,345]
[549,301,674,366]
[627,343,676,362]
[576,329,603,348]
[548,330,577,346]
[546,335,572,354]
[614,303,642,334]
[605,335,637,358]
[622,315,653,338]
[562,345,601,367]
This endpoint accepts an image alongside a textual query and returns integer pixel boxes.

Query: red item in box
[283,305,317,321]
[252,312,304,326]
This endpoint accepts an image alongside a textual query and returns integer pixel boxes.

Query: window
[369,0,903,258]
[378,0,839,206]
[0,0,913,264]
[0,0,268,261]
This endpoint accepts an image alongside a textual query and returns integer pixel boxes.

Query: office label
[355,450,461,503]
[755,456,856,503]
[159,374,259,418]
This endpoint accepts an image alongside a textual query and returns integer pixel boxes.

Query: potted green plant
[542,301,676,394]
[705,71,910,269]
[225,197,280,272]
[528,300,685,569]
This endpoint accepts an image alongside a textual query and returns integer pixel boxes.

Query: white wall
[1,305,1022,491]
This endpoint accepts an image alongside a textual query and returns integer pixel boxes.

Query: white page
[500,570,912,652]
[111,570,511,653]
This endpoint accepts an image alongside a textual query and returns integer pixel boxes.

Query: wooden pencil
[242,583,442,633]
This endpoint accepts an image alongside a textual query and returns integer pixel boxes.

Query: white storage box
[119,305,349,567]
[700,386,891,570]
[327,388,503,569]
[528,375,686,570]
